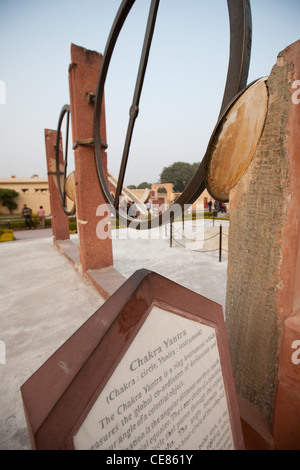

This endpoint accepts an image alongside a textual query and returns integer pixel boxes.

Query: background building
[0,175,50,216]
[0,174,220,218]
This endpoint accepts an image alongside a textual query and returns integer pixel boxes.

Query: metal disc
[65,171,76,202]
[205,78,268,202]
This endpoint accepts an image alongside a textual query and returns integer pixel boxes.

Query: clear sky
[0,0,300,186]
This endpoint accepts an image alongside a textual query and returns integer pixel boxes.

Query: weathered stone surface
[225,42,298,421]
[45,129,70,243]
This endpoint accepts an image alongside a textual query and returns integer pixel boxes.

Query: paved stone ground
[0,219,228,450]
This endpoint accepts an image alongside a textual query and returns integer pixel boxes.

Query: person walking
[37,206,45,228]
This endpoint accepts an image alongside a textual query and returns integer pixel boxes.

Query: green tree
[137,182,152,189]
[127,184,137,190]
[159,161,199,192]
[0,188,19,214]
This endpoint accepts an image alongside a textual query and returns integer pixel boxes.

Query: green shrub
[69,221,77,232]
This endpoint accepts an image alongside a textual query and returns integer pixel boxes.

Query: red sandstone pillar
[68,44,113,272]
[45,129,70,243]
[272,41,300,450]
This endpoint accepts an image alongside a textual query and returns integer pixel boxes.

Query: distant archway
[157,186,167,193]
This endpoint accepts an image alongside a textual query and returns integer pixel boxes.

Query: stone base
[238,312,300,450]
[55,239,126,299]
[238,396,275,450]
[85,268,127,300]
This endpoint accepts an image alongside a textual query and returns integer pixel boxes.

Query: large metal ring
[93,0,252,229]
[55,104,76,216]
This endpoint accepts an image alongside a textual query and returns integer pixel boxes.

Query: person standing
[146,200,151,217]
[128,201,137,218]
[37,206,45,228]
[22,204,34,229]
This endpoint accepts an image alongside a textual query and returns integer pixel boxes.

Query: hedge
[0,229,14,242]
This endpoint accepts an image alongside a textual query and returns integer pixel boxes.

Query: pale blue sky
[0,0,300,186]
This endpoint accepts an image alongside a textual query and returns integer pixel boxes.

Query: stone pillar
[45,129,70,243]
[68,44,113,273]
[225,40,300,449]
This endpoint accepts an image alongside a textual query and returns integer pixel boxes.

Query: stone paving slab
[0,220,228,450]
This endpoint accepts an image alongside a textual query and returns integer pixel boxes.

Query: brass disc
[65,171,76,202]
[206,78,268,202]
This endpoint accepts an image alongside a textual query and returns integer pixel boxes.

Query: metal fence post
[219,224,222,262]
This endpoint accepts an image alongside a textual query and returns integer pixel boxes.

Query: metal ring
[55,104,76,216]
[93,0,252,230]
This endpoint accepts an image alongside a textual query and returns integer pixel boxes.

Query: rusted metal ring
[93,0,252,229]
[55,104,76,216]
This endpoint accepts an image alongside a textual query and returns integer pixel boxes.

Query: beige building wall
[0,176,222,217]
[0,176,51,216]
[148,184,215,211]
[191,188,215,211]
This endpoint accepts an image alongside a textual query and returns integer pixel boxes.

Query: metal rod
[219,0,252,116]
[55,104,75,216]
[114,0,160,209]
[63,109,70,203]
[93,0,136,206]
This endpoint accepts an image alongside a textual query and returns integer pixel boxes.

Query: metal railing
[0,218,33,230]
[168,220,228,262]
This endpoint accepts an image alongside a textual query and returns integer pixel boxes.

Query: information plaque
[74,306,234,450]
[21,269,244,450]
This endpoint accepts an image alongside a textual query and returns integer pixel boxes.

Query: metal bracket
[86,92,96,105]
[73,138,107,150]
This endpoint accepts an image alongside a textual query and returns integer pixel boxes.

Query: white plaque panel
[73,306,234,450]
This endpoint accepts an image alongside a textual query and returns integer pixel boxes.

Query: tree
[0,188,19,214]
[127,182,152,190]
[137,182,151,189]
[159,161,199,193]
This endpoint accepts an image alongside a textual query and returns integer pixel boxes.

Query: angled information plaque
[21,270,244,450]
